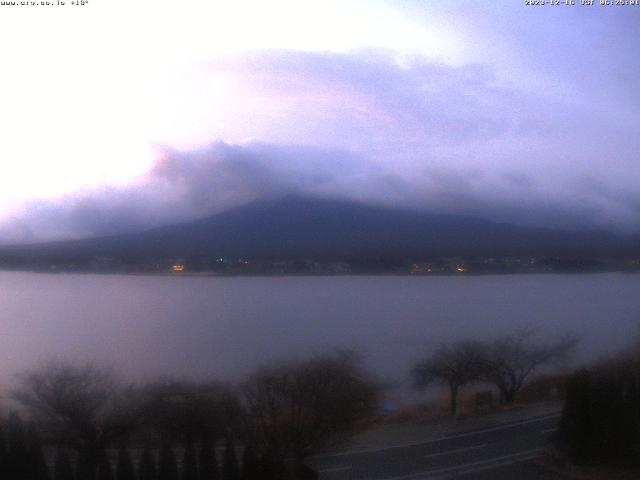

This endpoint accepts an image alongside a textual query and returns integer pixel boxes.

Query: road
[311,411,565,479]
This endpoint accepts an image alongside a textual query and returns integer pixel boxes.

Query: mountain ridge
[0,195,638,261]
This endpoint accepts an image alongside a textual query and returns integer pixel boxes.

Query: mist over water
[1,272,639,398]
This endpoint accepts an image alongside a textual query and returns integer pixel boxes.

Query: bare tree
[138,377,238,445]
[13,361,138,478]
[482,329,579,405]
[242,350,378,477]
[411,341,487,415]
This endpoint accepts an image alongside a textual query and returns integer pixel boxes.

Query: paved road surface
[311,411,564,479]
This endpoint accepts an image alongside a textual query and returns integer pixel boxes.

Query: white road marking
[423,443,487,459]
[379,448,543,480]
[314,412,560,459]
[430,451,541,479]
[437,414,559,442]
[318,466,352,473]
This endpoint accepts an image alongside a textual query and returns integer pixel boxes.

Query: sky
[0,0,639,242]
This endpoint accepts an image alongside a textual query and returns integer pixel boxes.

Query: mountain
[0,195,638,262]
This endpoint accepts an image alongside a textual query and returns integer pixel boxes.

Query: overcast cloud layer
[0,2,639,242]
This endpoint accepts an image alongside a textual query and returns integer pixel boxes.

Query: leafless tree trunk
[412,341,486,416]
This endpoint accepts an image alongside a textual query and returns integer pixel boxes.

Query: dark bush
[222,437,240,480]
[239,442,259,480]
[157,444,179,480]
[97,450,114,480]
[116,447,136,480]
[559,362,640,465]
[53,449,75,480]
[198,433,219,480]
[26,426,49,480]
[138,447,156,480]
[0,422,7,478]
[182,440,198,480]
[7,411,30,480]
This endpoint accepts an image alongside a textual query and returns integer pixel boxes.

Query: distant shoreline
[0,268,637,277]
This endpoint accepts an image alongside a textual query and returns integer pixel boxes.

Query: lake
[1,272,639,397]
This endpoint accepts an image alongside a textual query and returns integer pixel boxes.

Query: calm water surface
[1,272,639,393]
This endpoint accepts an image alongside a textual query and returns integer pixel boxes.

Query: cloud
[208,50,533,152]
[0,142,386,243]
[1,137,639,246]
[201,50,640,213]
[1,46,640,243]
